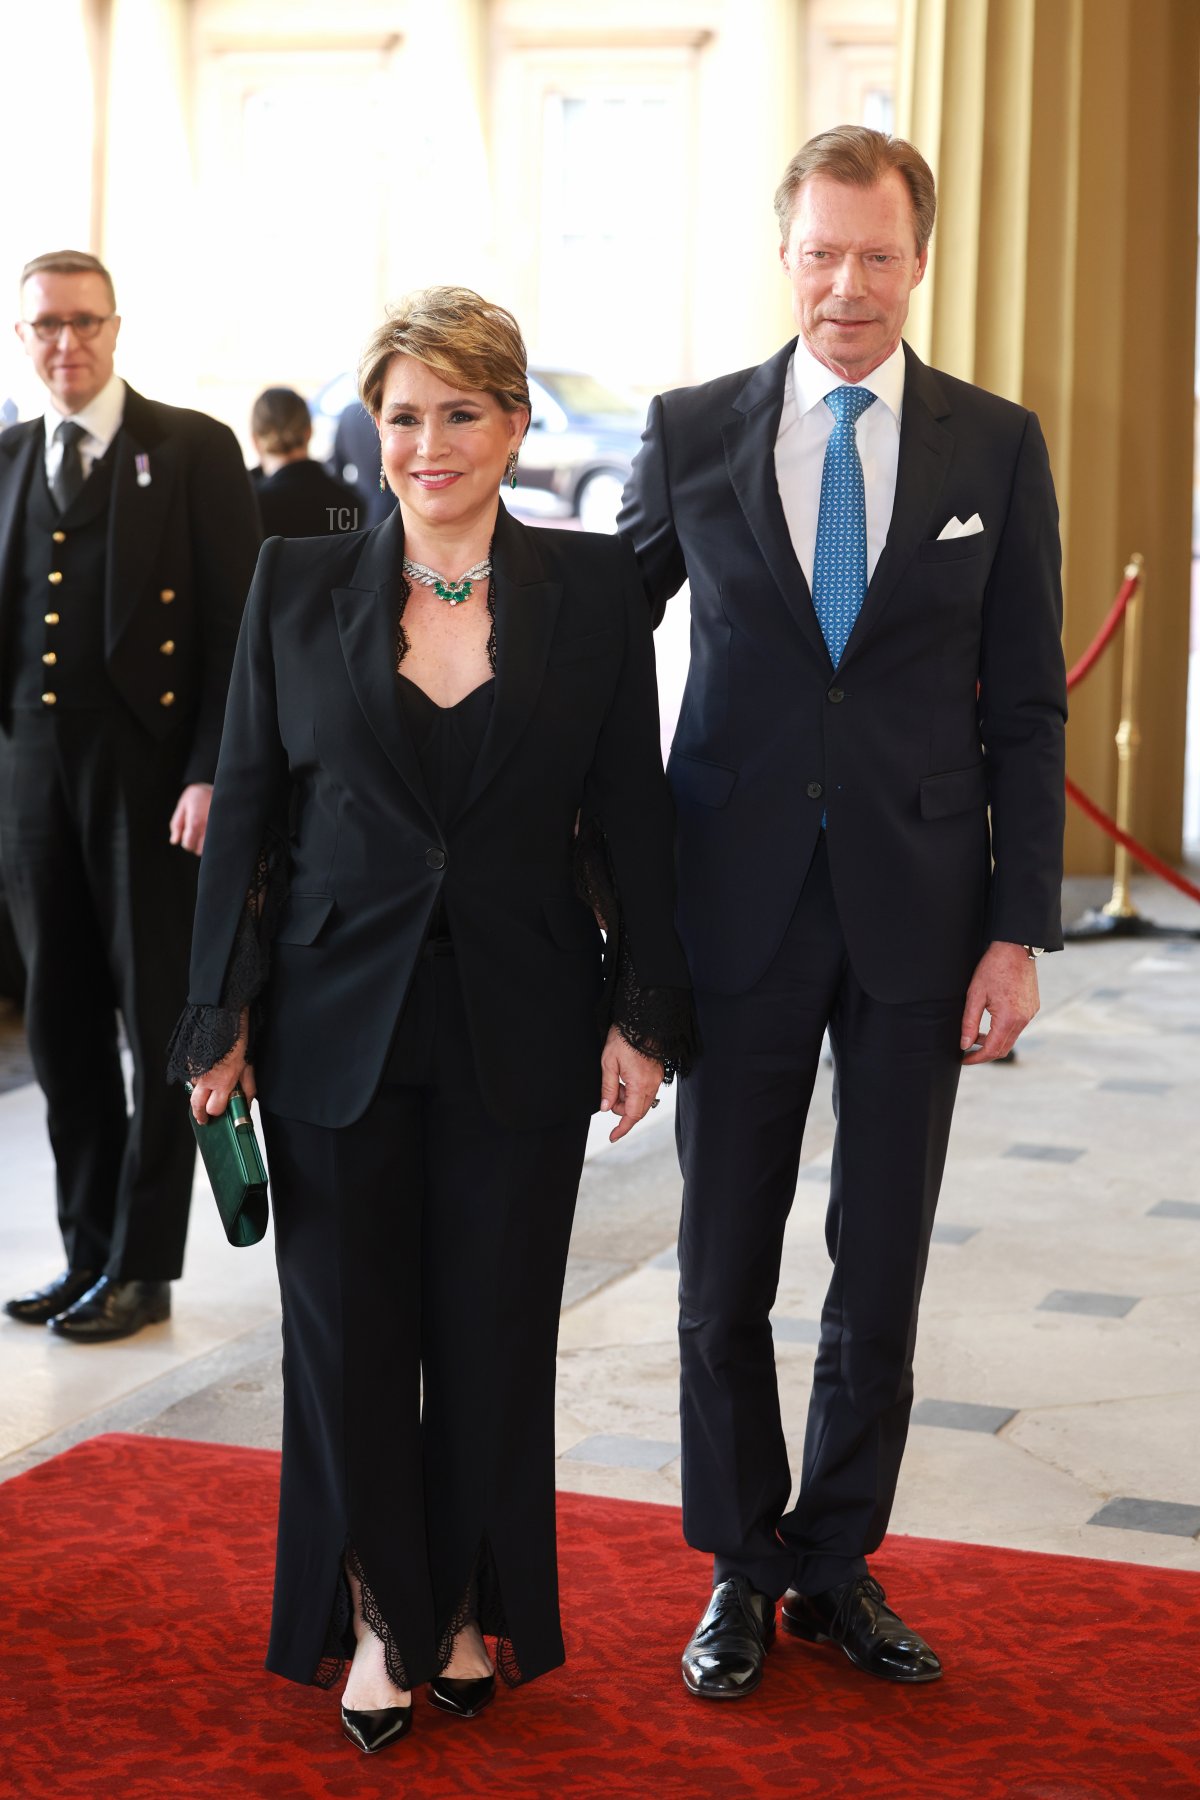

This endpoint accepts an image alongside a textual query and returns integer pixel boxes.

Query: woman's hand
[599,1026,663,1143]
[189,1009,255,1124]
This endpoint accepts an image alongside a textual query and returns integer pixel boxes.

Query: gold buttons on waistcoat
[160,640,175,655]
[47,570,63,585]
[42,692,57,706]
[52,531,66,545]
[160,588,175,603]
[44,612,60,625]
[42,652,57,666]
[160,691,175,707]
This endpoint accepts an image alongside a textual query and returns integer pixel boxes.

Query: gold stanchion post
[1064,552,1200,942]
[1100,553,1145,922]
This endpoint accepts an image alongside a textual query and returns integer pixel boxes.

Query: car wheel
[575,469,626,534]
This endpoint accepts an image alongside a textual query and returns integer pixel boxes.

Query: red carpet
[2,1434,1198,1800]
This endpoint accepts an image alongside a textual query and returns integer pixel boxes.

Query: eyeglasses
[21,313,115,343]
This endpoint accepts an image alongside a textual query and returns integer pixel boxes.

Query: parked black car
[311,366,645,535]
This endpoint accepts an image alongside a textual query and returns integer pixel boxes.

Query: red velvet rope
[1065,569,1140,691]
[1057,562,1200,908]
[1065,776,1200,905]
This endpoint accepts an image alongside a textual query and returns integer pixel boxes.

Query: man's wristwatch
[1022,945,1045,959]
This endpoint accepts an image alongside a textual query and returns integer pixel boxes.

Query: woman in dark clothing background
[249,385,362,537]
[170,288,692,1758]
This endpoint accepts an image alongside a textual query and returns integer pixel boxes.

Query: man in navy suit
[620,127,1066,1700]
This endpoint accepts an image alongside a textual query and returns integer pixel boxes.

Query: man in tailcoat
[0,250,260,1340]
[620,128,1066,1698]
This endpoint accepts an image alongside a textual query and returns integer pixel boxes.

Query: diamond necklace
[401,554,492,608]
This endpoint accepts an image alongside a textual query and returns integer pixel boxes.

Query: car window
[533,371,639,420]
[528,375,568,434]
[312,370,360,421]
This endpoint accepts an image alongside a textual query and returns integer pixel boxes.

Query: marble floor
[2,873,1198,1589]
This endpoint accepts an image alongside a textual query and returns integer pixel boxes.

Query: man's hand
[189,1009,254,1123]
[960,941,1040,1064]
[169,782,213,857]
[600,1026,664,1142]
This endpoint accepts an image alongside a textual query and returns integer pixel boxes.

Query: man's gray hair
[774,126,937,254]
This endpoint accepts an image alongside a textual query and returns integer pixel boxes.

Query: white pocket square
[937,513,985,540]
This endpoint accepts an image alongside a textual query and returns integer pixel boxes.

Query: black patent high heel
[428,1672,496,1718]
[340,1701,413,1754]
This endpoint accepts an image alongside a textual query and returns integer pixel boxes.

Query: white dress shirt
[43,372,126,486]
[773,339,906,589]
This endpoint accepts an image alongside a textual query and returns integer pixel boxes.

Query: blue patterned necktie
[811,385,877,667]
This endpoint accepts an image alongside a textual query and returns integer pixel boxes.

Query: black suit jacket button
[806,782,823,800]
[828,686,845,704]
[425,847,446,870]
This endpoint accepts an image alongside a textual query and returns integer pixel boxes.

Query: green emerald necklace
[401,554,492,608]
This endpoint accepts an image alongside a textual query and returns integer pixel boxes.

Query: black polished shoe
[782,1576,942,1683]
[682,1575,775,1699]
[5,1269,98,1325]
[341,1702,413,1754]
[47,1277,171,1343]
[428,1672,495,1718]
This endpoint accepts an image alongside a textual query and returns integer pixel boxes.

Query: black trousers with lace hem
[260,944,590,1691]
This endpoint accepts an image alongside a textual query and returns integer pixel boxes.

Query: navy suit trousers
[676,834,963,1598]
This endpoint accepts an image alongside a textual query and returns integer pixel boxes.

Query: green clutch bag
[186,1085,269,1247]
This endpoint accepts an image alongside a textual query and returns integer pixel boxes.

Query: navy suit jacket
[619,339,1067,1001]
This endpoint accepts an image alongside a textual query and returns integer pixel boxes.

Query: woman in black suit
[169,288,691,1757]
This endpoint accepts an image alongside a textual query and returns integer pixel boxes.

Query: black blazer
[0,386,262,785]
[251,459,363,539]
[619,340,1067,1002]
[187,503,688,1129]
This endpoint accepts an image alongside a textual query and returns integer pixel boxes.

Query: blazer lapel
[0,423,41,632]
[840,343,954,669]
[331,508,438,826]
[458,503,562,820]
[104,386,178,657]
[722,338,832,668]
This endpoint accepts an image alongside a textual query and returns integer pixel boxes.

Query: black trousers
[677,835,963,1599]
[0,710,197,1279]
[261,944,591,1691]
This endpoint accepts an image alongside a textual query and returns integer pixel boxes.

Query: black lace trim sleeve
[166,831,288,1085]
[574,815,698,1082]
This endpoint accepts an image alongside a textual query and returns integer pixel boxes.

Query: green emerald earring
[505,451,518,490]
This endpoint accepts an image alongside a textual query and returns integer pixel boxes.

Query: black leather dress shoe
[47,1277,171,1343]
[428,1672,495,1717]
[782,1576,942,1683]
[341,1702,413,1754]
[682,1575,775,1699]
[5,1269,98,1325]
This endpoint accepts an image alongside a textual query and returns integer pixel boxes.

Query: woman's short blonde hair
[357,286,530,421]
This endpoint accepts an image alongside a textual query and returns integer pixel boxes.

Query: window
[532,73,693,388]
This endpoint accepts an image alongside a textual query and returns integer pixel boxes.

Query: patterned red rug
[2,1434,1197,1800]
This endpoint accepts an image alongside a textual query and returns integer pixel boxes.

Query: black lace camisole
[397,674,495,941]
